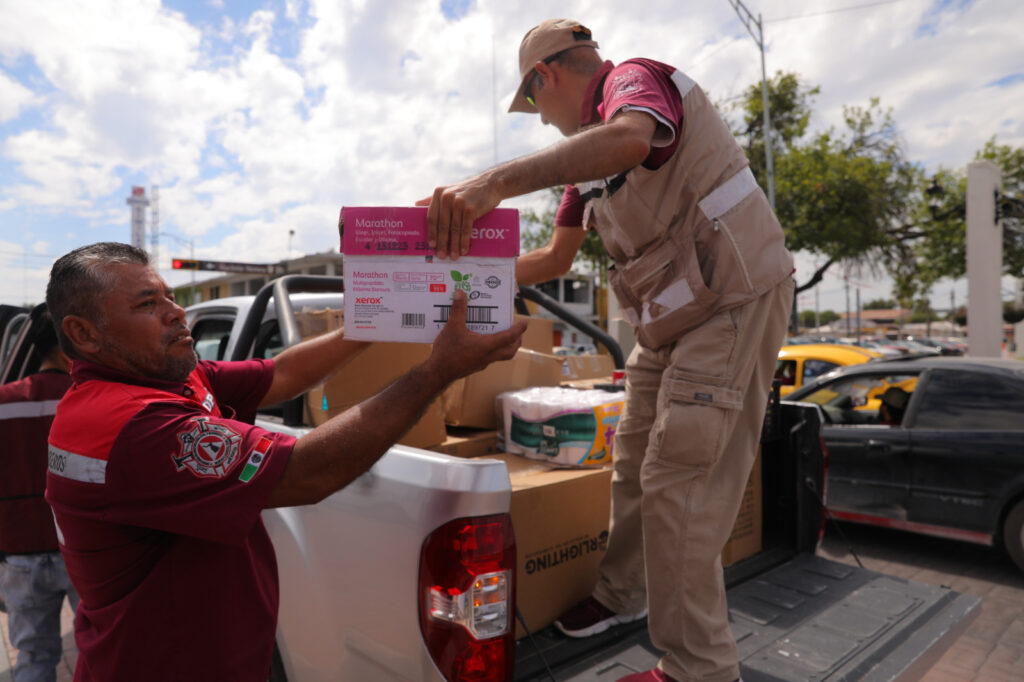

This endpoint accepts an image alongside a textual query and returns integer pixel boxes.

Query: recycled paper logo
[451,270,472,293]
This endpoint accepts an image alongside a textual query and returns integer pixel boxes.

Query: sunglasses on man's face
[525,71,542,108]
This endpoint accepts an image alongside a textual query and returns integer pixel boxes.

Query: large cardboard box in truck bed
[489,445,762,638]
[480,453,612,639]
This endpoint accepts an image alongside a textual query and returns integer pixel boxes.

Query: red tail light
[419,514,516,682]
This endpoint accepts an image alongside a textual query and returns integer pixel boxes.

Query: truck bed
[514,553,979,681]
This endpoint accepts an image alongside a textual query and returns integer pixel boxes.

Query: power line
[688,35,745,70]
[766,0,907,24]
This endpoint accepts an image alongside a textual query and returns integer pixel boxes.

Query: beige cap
[508,19,599,113]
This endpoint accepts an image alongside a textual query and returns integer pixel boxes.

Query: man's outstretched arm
[419,110,656,259]
[266,290,527,507]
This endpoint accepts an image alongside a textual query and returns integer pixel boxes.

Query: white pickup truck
[1,280,980,682]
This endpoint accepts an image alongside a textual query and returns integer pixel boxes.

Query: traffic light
[173,259,199,270]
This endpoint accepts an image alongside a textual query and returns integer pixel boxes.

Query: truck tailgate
[514,554,979,681]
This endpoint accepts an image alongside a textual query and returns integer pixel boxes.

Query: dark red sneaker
[615,669,679,682]
[553,596,647,638]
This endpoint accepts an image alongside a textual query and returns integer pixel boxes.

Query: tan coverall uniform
[576,68,795,682]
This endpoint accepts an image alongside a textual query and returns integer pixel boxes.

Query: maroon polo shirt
[0,369,71,554]
[46,359,294,682]
[556,58,686,228]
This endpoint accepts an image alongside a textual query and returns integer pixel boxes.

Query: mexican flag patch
[239,436,272,482]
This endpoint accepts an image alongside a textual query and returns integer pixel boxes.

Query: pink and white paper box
[340,206,519,343]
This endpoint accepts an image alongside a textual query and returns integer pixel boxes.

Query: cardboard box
[340,206,519,344]
[442,349,564,429]
[516,314,554,355]
[483,446,759,638]
[294,308,344,339]
[304,341,446,450]
[559,353,616,382]
[430,427,500,459]
[479,453,612,638]
[721,447,763,566]
[561,378,622,391]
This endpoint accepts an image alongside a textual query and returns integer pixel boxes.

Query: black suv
[786,356,1024,571]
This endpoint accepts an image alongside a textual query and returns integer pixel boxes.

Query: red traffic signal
[173,259,199,270]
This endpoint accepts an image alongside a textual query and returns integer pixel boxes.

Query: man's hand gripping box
[340,206,519,343]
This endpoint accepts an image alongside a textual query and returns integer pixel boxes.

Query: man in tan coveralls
[422,19,794,682]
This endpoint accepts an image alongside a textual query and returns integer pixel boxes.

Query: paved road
[3,521,1022,681]
[817,521,1024,681]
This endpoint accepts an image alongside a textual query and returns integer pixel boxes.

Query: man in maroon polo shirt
[43,242,525,682]
[0,309,79,682]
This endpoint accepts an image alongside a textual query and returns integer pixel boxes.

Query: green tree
[731,73,922,295]
[798,309,839,327]
[863,298,896,310]
[904,138,1024,295]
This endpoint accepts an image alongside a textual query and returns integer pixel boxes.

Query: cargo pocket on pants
[651,372,743,471]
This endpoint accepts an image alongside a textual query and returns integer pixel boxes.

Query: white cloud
[1,0,1022,311]
[0,70,38,122]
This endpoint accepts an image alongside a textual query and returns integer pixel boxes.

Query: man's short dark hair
[46,242,150,359]
[30,305,60,358]
[547,45,602,76]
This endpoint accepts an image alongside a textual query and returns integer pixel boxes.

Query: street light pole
[728,0,776,210]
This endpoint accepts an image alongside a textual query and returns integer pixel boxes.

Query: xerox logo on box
[471,226,508,240]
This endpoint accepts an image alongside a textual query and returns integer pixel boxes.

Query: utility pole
[814,284,820,331]
[727,0,776,210]
[844,275,851,337]
[856,288,861,345]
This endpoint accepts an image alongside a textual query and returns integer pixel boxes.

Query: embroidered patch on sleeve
[173,417,242,479]
[609,68,645,98]
[239,436,273,483]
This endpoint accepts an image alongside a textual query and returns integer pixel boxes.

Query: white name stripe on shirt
[698,166,758,220]
[670,70,697,99]
[48,444,107,484]
[0,399,61,420]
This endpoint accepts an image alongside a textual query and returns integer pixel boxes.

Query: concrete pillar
[966,161,1002,357]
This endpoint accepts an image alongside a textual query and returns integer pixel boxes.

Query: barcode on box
[401,313,425,328]
[434,305,498,325]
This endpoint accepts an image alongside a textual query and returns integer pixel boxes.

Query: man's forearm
[266,363,446,508]
[487,114,653,201]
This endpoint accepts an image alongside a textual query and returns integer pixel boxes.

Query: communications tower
[126,186,149,250]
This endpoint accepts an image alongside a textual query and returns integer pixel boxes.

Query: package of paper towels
[497,386,624,467]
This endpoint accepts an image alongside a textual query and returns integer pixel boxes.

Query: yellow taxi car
[774,343,881,397]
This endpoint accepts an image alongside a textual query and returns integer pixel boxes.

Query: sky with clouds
[1,0,1022,315]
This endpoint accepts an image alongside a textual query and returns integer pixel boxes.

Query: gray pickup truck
[1,280,980,682]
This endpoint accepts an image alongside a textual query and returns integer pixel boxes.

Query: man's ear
[534,61,555,89]
[62,315,101,356]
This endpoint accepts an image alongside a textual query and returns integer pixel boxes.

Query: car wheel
[268,642,288,682]
[1003,500,1024,573]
